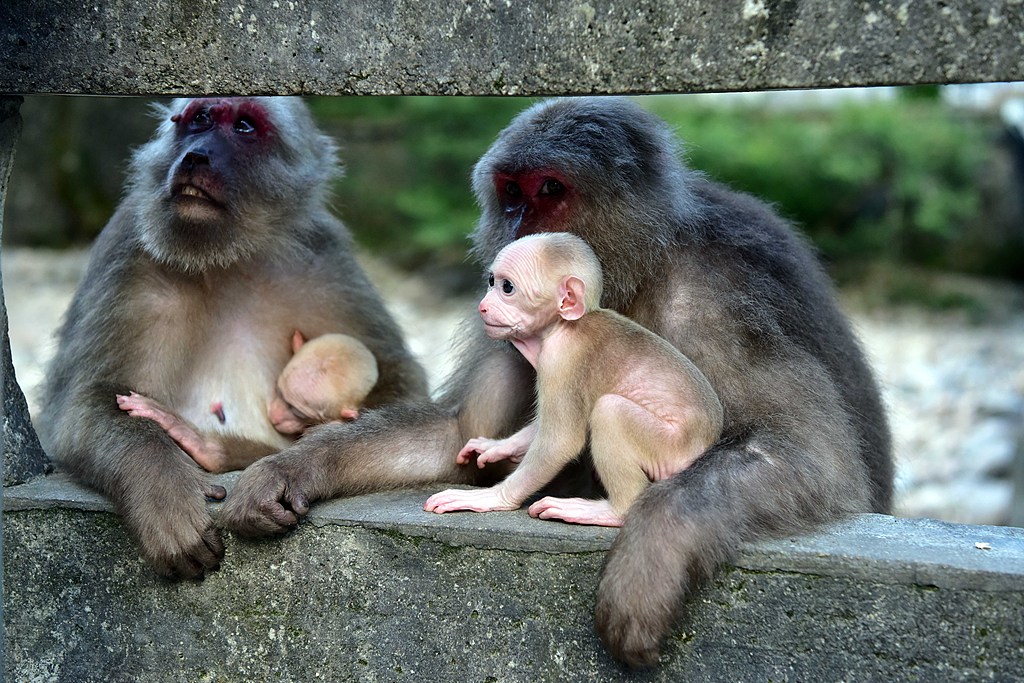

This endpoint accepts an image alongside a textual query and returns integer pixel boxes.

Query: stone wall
[2,1,1022,96]
[2,1,1024,680]
[5,477,1023,682]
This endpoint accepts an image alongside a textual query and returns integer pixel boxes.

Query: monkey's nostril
[182,150,211,171]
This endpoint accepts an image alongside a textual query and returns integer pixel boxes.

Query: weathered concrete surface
[1,96,49,488]
[1,1,1022,96]
[5,475,1023,682]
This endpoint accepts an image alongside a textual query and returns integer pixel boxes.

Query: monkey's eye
[504,181,522,198]
[501,279,515,295]
[487,274,495,287]
[233,117,257,135]
[539,178,565,196]
[188,110,213,132]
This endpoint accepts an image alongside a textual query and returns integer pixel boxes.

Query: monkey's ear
[558,276,588,321]
[291,330,307,353]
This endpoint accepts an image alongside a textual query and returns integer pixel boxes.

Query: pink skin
[456,422,537,468]
[116,392,229,489]
[267,329,362,435]
[529,497,623,527]
[267,391,310,435]
[426,239,619,525]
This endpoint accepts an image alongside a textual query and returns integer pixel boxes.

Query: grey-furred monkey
[222,97,892,667]
[425,233,723,527]
[37,97,427,580]
[116,330,379,473]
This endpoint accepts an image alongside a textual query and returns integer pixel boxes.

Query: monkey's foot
[528,496,624,527]
[116,391,168,420]
[423,487,520,514]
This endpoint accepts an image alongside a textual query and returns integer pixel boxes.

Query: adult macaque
[37,97,427,579]
[116,330,379,472]
[425,233,723,527]
[223,98,891,666]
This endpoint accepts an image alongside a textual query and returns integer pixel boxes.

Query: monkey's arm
[39,229,227,578]
[221,336,536,535]
[52,382,226,578]
[425,396,587,514]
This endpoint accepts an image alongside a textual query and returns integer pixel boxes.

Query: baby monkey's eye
[487,274,495,287]
[501,279,515,295]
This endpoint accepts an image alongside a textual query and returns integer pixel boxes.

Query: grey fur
[39,97,427,579]
[222,97,891,667]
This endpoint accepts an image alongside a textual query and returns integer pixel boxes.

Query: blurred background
[2,88,1022,527]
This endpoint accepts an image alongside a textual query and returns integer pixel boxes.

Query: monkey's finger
[456,445,481,464]
[200,525,226,564]
[475,449,510,467]
[256,500,300,531]
[423,492,447,511]
[285,492,310,516]
[161,529,223,580]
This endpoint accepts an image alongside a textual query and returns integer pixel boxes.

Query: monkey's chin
[482,324,514,340]
[173,196,226,222]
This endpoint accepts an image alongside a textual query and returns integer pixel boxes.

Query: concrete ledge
[2,0,1022,95]
[5,475,1023,682]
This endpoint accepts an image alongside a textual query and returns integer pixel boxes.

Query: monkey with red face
[223,97,891,667]
[425,232,723,527]
[38,97,427,579]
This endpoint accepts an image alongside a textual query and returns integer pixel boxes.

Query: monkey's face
[166,99,275,224]
[268,385,316,436]
[131,97,339,273]
[478,247,557,341]
[469,97,694,312]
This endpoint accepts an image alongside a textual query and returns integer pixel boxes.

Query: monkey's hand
[423,487,520,514]
[529,496,624,527]
[457,437,528,468]
[127,467,225,580]
[220,456,312,536]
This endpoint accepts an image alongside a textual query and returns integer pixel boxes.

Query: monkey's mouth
[172,183,225,210]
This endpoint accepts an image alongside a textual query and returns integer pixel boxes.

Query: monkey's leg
[528,395,656,527]
[117,392,229,473]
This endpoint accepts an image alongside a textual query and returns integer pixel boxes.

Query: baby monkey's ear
[557,275,588,321]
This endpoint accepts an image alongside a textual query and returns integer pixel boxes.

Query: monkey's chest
[174,310,292,448]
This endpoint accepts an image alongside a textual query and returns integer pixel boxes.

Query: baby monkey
[118,331,378,473]
[266,331,380,434]
[425,233,723,526]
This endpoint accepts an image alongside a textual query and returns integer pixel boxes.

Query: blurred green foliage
[9,94,1020,287]
[309,97,537,280]
[310,94,1014,285]
[646,95,993,271]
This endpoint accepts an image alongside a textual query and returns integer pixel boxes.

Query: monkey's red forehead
[172,98,276,135]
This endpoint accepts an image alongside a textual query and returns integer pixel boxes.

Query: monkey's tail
[594,432,850,667]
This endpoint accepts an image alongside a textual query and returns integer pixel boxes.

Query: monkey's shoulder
[578,309,667,346]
